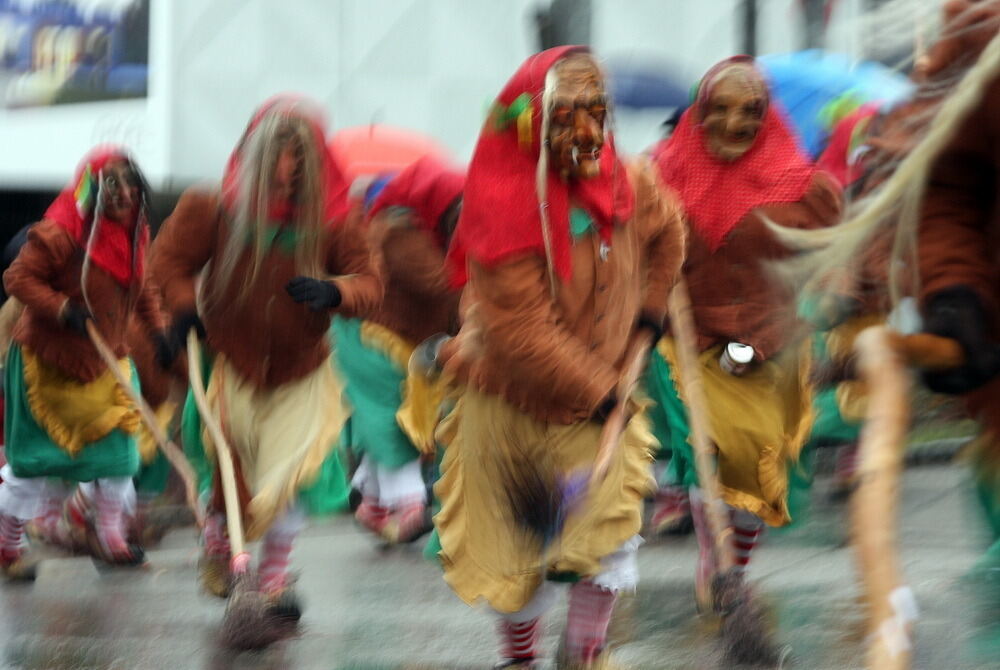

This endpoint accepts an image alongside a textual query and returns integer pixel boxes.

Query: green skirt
[134,452,171,495]
[179,344,352,516]
[330,317,420,469]
[643,346,695,489]
[4,345,140,482]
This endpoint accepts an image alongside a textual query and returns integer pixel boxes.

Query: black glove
[60,301,91,335]
[153,331,176,371]
[286,277,341,312]
[636,311,664,343]
[922,286,1000,394]
[167,310,205,354]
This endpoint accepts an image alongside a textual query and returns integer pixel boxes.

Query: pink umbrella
[328,124,453,181]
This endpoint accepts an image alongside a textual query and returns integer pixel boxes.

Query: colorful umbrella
[758,50,913,158]
[328,125,453,182]
[606,60,689,110]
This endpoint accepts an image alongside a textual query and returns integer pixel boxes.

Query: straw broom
[666,279,779,666]
[85,320,204,531]
[186,331,281,650]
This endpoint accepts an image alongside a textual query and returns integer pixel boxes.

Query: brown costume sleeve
[3,220,77,322]
[764,171,844,234]
[135,277,167,335]
[148,189,219,316]
[443,256,618,415]
[325,213,385,319]
[632,162,687,325]
[370,210,450,298]
[918,85,997,311]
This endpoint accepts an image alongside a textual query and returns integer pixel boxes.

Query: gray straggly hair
[535,51,617,299]
[772,8,1000,309]
[206,101,328,309]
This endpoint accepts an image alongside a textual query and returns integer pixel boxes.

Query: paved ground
[0,463,997,670]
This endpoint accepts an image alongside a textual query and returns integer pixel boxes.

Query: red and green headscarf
[447,46,634,287]
[43,145,148,287]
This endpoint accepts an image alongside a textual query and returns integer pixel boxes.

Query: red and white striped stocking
[730,509,764,576]
[202,513,230,558]
[0,514,26,562]
[498,616,541,662]
[96,486,129,556]
[565,580,617,662]
[37,493,64,538]
[65,486,92,529]
[259,509,303,594]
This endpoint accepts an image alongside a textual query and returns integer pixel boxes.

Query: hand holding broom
[186,330,283,649]
[84,320,204,530]
[667,278,780,666]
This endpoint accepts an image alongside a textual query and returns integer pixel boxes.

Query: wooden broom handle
[592,331,654,481]
[667,279,736,570]
[852,326,914,670]
[85,320,204,529]
[888,332,965,371]
[186,331,246,557]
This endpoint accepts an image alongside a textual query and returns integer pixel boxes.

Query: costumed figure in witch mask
[150,96,383,619]
[425,47,686,669]
[0,147,168,578]
[333,156,463,545]
[647,56,843,612]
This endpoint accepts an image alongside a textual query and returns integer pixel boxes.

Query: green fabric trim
[643,347,697,488]
[493,93,532,130]
[134,452,170,495]
[570,208,595,240]
[330,316,421,469]
[178,342,351,516]
[4,345,140,482]
[247,223,302,256]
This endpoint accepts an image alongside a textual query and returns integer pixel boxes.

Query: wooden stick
[85,320,204,529]
[667,279,735,570]
[591,331,654,482]
[852,326,914,670]
[186,332,245,558]
[888,332,965,371]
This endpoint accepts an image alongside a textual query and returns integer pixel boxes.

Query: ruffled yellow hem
[137,401,177,465]
[432,388,656,614]
[658,337,814,527]
[202,356,349,540]
[22,347,139,457]
[360,321,446,456]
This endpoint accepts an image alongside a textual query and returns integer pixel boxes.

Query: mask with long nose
[546,54,608,180]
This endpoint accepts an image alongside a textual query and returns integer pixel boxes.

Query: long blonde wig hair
[773,9,1000,309]
[206,102,329,309]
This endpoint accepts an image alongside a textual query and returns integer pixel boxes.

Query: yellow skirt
[432,388,656,614]
[22,347,139,456]
[359,321,449,456]
[659,338,813,527]
[201,356,349,540]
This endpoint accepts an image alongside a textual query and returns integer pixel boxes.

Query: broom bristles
[713,569,780,667]
[220,570,283,650]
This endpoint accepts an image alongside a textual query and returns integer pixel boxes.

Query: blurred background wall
[0,0,937,239]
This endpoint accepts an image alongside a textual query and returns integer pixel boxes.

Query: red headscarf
[43,145,148,286]
[367,156,465,247]
[654,57,817,252]
[816,103,879,188]
[222,95,351,224]
[446,46,634,287]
